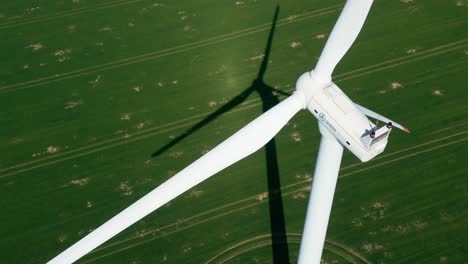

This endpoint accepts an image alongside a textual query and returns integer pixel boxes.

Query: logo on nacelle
[319,112,337,132]
[319,113,326,121]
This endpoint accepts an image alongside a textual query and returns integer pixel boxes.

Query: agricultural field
[0,0,467,263]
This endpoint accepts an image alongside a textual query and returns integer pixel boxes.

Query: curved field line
[0,6,341,94]
[204,233,369,264]
[0,0,144,30]
[78,136,464,262]
[1,45,465,179]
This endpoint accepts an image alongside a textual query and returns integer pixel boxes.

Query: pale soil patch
[25,7,41,13]
[99,26,112,32]
[67,24,76,33]
[172,80,178,85]
[406,48,417,54]
[189,189,204,198]
[128,22,135,27]
[440,256,448,263]
[391,82,402,89]
[136,122,145,129]
[412,220,428,230]
[455,0,468,6]
[295,173,312,180]
[183,25,191,31]
[293,192,307,199]
[86,201,93,208]
[57,234,67,243]
[71,177,89,186]
[23,64,30,69]
[315,34,326,39]
[26,43,44,51]
[88,75,101,87]
[290,41,302,48]
[180,15,188,20]
[47,146,59,153]
[39,62,47,67]
[119,181,133,196]
[201,145,211,154]
[120,113,132,120]
[182,244,192,254]
[291,131,302,142]
[361,242,384,253]
[256,192,268,201]
[54,49,71,62]
[249,53,264,61]
[432,89,444,96]
[400,0,414,3]
[158,81,164,87]
[64,100,83,109]
[169,151,183,158]
[132,85,142,92]
[439,212,454,222]
[287,15,297,21]
[208,101,217,107]
[235,1,245,6]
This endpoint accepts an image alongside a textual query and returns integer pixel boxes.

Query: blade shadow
[151,6,291,263]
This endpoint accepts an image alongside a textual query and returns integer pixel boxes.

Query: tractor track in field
[204,233,370,264]
[0,5,342,94]
[1,8,466,94]
[0,0,145,30]
[1,45,467,179]
[77,130,467,263]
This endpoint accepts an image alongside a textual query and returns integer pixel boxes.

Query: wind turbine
[49,0,409,263]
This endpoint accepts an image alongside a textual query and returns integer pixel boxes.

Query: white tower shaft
[298,125,343,263]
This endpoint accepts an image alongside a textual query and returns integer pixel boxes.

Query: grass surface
[0,0,467,263]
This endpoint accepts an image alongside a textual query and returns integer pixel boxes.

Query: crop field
[0,0,467,263]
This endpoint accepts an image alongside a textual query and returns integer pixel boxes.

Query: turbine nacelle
[295,70,331,107]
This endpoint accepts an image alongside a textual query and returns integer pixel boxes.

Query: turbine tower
[48,0,409,263]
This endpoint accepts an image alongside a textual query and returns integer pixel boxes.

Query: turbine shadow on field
[151,6,291,263]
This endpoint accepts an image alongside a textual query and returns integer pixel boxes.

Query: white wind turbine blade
[298,125,343,264]
[355,103,410,133]
[48,93,305,264]
[314,0,374,81]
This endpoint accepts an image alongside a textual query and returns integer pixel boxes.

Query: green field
[1,0,467,263]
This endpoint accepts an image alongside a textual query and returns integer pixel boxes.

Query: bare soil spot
[64,100,83,109]
[189,189,204,198]
[249,53,264,61]
[290,41,302,48]
[71,178,89,186]
[315,34,326,39]
[208,101,217,107]
[47,146,59,153]
[406,48,417,54]
[169,151,183,158]
[291,131,302,142]
[361,242,384,253]
[86,201,93,208]
[26,43,44,51]
[57,234,67,243]
[432,89,444,96]
[256,192,268,201]
[119,181,133,196]
[132,85,142,92]
[391,82,402,89]
[120,113,132,120]
[98,26,112,32]
[400,0,414,3]
[293,192,307,199]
